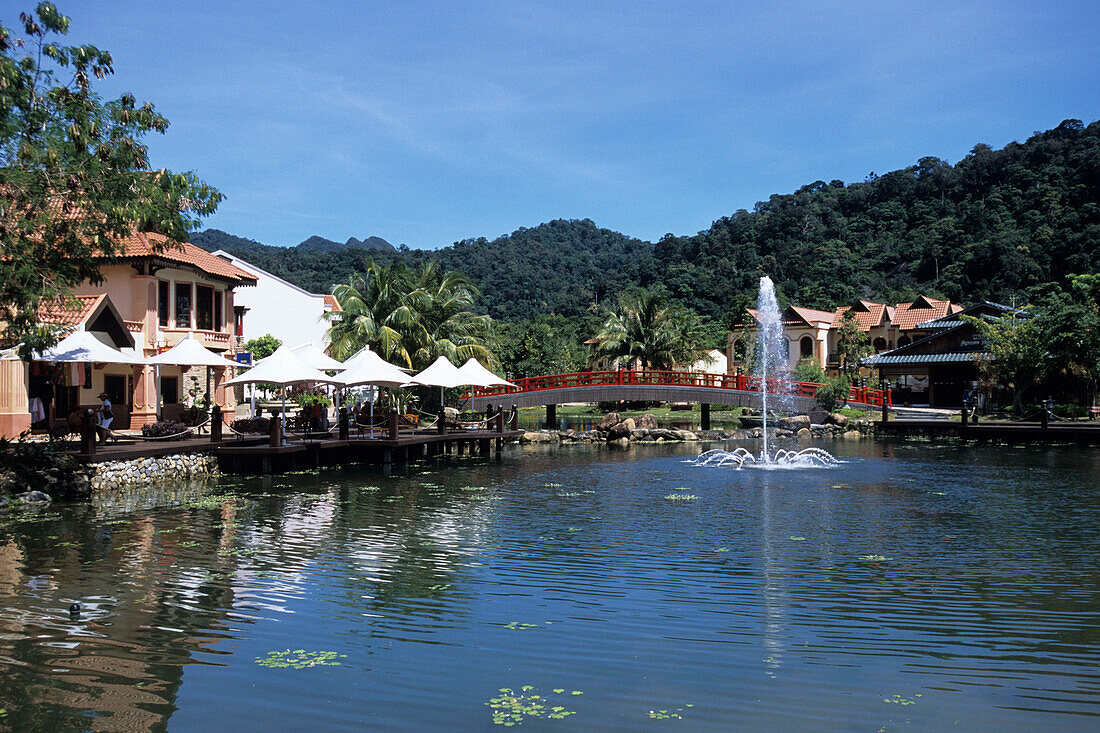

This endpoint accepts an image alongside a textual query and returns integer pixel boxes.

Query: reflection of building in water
[0,509,242,731]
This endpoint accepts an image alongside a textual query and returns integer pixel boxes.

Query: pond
[0,439,1098,731]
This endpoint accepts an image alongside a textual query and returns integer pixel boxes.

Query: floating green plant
[648,704,692,720]
[545,482,562,487]
[664,494,697,501]
[859,554,891,561]
[486,686,578,725]
[714,547,729,552]
[256,649,347,669]
[883,693,921,706]
[556,492,580,497]
[789,536,806,541]
[503,621,539,630]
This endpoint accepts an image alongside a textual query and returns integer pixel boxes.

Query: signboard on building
[235,352,252,367]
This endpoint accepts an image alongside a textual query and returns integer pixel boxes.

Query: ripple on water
[0,442,1097,730]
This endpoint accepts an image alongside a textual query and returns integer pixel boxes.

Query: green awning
[860,352,986,366]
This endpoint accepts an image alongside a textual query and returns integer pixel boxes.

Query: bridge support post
[545,403,556,430]
[700,403,711,431]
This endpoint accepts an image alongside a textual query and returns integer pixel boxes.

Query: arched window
[898,335,911,348]
[800,336,814,358]
[872,337,887,351]
[732,339,747,360]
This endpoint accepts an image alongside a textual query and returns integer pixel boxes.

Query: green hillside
[192,118,1100,325]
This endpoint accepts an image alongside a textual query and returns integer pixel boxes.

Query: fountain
[692,275,840,469]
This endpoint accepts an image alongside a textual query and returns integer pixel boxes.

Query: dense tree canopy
[194,118,1099,336]
[325,259,493,372]
[588,289,708,371]
[0,3,221,352]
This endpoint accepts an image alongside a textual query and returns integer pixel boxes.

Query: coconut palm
[325,260,414,365]
[325,259,494,371]
[588,289,706,370]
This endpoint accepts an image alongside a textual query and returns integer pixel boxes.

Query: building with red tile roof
[1,229,258,437]
[727,295,962,376]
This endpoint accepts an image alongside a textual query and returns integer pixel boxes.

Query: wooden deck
[878,419,1100,444]
[67,429,525,473]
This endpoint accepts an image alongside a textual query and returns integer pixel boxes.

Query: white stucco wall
[211,251,331,349]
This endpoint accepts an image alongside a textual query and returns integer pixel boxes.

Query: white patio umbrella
[224,345,341,441]
[410,355,469,413]
[456,358,515,388]
[147,333,240,368]
[35,330,146,364]
[340,346,412,373]
[291,342,346,371]
[146,334,240,420]
[410,355,467,389]
[337,348,411,437]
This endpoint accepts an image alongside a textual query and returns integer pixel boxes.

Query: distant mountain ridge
[298,235,395,252]
[189,229,394,255]
[189,118,1100,326]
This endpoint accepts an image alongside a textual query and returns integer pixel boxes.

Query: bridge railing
[466,370,891,407]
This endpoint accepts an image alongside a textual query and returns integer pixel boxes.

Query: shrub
[141,420,191,438]
[815,375,851,413]
[295,392,332,410]
[0,436,87,498]
[793,359,826,383]
[231,417,271,434]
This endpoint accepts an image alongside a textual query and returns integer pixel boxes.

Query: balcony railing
[160,328,233,350]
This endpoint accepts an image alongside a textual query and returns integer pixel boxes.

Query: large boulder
[797,427,811,438]
[520,431,559,444]
[829,412,849,427]
[596,412,621,431]
[781,415,811,431]
[674,429,699,441]
[634,413,659,430]
[843,429,861,441]
[607,418,636,440]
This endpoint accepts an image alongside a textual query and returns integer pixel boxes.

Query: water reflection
[0,441,1096,730]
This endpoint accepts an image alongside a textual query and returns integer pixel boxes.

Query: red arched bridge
[466,370,891,426]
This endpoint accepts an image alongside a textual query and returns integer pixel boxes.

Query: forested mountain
[297,235,394,252]
[192,118,1100,326]
[656,118,1100,322]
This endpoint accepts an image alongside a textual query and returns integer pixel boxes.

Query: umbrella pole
[281,388,287,446]
[369,386,374,439]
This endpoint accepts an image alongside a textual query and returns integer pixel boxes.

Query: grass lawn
[517,403,749,422]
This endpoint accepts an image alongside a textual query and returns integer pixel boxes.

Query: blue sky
[8,0,1099,249]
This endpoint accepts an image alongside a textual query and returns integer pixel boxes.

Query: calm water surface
[0,439,1098,731]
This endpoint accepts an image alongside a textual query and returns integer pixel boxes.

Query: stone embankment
[90,452,218,492]
[518,411,872,446]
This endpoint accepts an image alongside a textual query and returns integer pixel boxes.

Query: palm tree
[588,289,705,370]
[325,259,494,371]
[325,260,414,366]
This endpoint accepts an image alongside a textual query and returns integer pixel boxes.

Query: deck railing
[465,370,891,407]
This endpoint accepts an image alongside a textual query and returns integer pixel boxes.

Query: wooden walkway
[878,419,1100,444]
[67,429,525,474]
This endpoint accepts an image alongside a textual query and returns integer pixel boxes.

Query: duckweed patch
[647,704,693,720]
[883,693,921,706]
[859,554,891,561]
[664,494,697,501]
[255,649,347,669]
[486,686,578,725]
[503,622,538,630]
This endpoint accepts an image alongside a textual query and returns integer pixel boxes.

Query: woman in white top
[98,393,114,430]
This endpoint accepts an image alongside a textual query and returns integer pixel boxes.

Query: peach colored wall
[4,264,243,437]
